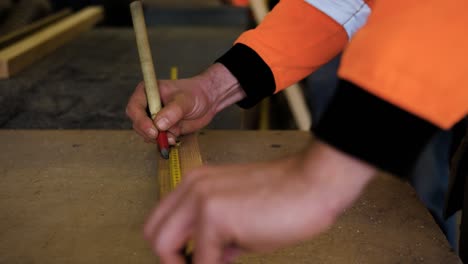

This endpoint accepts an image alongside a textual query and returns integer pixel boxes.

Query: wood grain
[0,6,103,79]
[0,130,460,263]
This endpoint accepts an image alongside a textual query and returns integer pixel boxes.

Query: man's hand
[126,63,246,144]
[143,141,377,264]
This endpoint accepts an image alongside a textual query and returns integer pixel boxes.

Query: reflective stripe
[304,0,371,39]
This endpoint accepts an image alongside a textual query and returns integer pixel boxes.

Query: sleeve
[216,0,374,108]
[314,0,468,177]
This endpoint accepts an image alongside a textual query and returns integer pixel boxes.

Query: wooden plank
[157,134,203,199]
[0,9,72,50]
[0,130,460,263]
[0,6,104,79]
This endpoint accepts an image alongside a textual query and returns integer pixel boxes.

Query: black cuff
[215,43,275,108]
[313,80,440,178]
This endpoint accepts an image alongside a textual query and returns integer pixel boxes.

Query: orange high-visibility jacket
[216,0,468,176]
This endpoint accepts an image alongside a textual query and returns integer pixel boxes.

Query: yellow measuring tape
[168,67,183,190]
[164,67,193,262]
[157,67,184,196]
[169,147,182,189]
[167,142,194,261]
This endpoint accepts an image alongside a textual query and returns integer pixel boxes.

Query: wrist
[200,63,246,113]
[301,141,377,216]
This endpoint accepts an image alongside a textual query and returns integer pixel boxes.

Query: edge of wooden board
[0,6,104,79]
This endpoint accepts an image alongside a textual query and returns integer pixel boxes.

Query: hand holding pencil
[130,0,169,158]
[127,2,245,154]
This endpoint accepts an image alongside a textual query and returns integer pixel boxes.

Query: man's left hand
[144,141,376,264]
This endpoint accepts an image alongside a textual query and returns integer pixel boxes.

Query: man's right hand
[126,63,246,144]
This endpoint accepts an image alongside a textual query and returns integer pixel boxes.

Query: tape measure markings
[169,146,182,189]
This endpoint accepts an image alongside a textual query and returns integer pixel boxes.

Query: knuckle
[165,104,184,121]
[126,105,138,120]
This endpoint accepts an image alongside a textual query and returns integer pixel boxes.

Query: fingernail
[156,118,169,130]
[168,137,176,145]
[146,128,157,137]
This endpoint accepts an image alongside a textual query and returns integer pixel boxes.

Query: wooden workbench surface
[0,130,460,263]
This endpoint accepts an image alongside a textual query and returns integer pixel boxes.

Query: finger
[136,118,158,139]
[155,94,194,131]
[222,247,243,264]
[194,202,225,264]
[150,190,199,264]
[133,122,156,143]
[144,171,202,241]
[168,124,182,137]
[143,191,183,241]
[133,124,149,140]
[127,83,159,139]
[126,82,148,121]
[167,131,178,145]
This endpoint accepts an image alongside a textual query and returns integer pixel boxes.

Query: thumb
[154,94,194,131]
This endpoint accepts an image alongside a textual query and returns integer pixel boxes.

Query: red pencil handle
[157,131,169,150]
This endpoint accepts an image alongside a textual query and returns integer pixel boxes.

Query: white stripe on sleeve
[304,0,371,39]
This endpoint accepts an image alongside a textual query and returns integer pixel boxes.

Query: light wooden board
[0,6,104,79]
[0,130,461,263]
[0,9,72,50]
